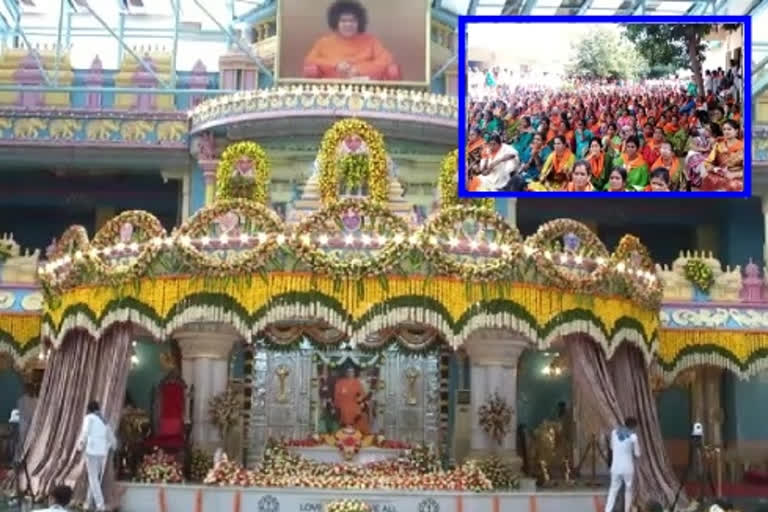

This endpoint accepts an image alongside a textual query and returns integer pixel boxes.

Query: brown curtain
[20,324,133,508]
[609,344,683,507]
[566,335,686,508]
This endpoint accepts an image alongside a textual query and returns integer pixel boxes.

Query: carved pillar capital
[463,328,530,366]
[174,322,241,359]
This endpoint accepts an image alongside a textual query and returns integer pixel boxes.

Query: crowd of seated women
[466,78,744,193]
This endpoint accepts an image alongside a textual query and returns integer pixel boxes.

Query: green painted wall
[656,387,691,439]
[0,369,23,423]
[723,371,768,442]
[126,340,169,412]
[516,350,571,430]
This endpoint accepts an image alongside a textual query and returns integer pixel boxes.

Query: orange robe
[304,33,394,79]
[334,377,370,433]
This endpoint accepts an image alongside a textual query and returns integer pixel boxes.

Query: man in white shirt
[76,401,117,512]
[37,484,73,511]
[605,417,640,512]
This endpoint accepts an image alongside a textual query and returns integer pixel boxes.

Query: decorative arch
[216,141,271,204]
[317,119,390,206]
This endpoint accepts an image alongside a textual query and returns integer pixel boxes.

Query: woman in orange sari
[466,127,485,191]
[586,138,610,190]
[530,135,575,191]
[651,141,683,191]
[565,160,594,192]
[701,119,744,192]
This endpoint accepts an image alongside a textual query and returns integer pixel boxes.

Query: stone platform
[119,482,610,512]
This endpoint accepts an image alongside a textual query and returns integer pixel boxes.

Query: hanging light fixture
[541,352,568,377]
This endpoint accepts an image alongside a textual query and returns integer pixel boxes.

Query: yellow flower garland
[318,119,389,206]
[438,149,494,210]
[216,141,271,204]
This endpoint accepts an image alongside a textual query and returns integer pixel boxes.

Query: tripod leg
[670,450,695,512]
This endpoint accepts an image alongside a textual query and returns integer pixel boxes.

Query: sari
[482,118,503,141]
[565,182,594,192]
[513,130,535,157]
[574,129,593,158]
[518,144,552,184]
[587,150,611,190]
[614,152,649,191]
[701,139,744,192]
[641,140,662,166]
[684,133,713,189]
[536,148,575,190]
[476,143,519,191]
[467,138,485,180]
[651,156,683,191]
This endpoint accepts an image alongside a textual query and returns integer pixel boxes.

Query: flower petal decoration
[317,119,389,206]
[216,141,271,204]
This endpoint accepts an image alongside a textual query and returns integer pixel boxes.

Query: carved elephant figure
[120,120,156,142]
[0,118,11,132]
[13,118,48,139]
[86,119,120,140]
[49,119,83,140]
[156,121,187,142]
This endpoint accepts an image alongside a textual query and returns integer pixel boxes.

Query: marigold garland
[438,149,494,210]
[684,259,714,293]
[318,119,389,206]
[216,141,271,204]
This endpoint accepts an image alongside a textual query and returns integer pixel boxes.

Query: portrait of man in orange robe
[333,366,371,434]
[303,0,401,81]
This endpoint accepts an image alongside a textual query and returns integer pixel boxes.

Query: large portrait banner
[277,0,430,86]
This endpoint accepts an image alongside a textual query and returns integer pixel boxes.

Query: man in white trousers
[605,417,640,512]
[77,400,117,511]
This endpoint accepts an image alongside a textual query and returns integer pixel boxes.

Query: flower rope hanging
[478,391,512,445]
[317,119,389,206]
[216,141,271,204]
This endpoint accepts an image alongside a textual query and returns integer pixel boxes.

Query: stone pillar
[174,323,240,450]
[464,329,530,466]
[199,160,218,205]
[506,199,517,228]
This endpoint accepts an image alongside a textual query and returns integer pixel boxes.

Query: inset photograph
[458,16,751,197]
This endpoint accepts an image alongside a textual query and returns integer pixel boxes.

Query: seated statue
[303,0,401,81]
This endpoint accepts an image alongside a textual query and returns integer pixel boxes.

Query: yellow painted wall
[758,93,768,124]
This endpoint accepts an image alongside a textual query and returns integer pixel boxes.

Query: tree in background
[624,24,741,96]
[566,27,649,82]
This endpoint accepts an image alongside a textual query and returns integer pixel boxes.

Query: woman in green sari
[574,118,593,158]
[513,116,536,155]
[612,136,648,190]
[478,110,502,142]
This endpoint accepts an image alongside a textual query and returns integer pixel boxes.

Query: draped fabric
[609,344,683,507]
[566,335,686,508]
[20,324,133,508]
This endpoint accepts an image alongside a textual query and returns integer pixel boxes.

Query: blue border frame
[457,15,752,199]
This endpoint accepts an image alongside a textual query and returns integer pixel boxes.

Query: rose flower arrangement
[136,448,183,484]
[204,440,493,491]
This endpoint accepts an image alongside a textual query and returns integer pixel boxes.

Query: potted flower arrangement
[136,448,183,484]
[188,447,213,482]
[684,258,714,299]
